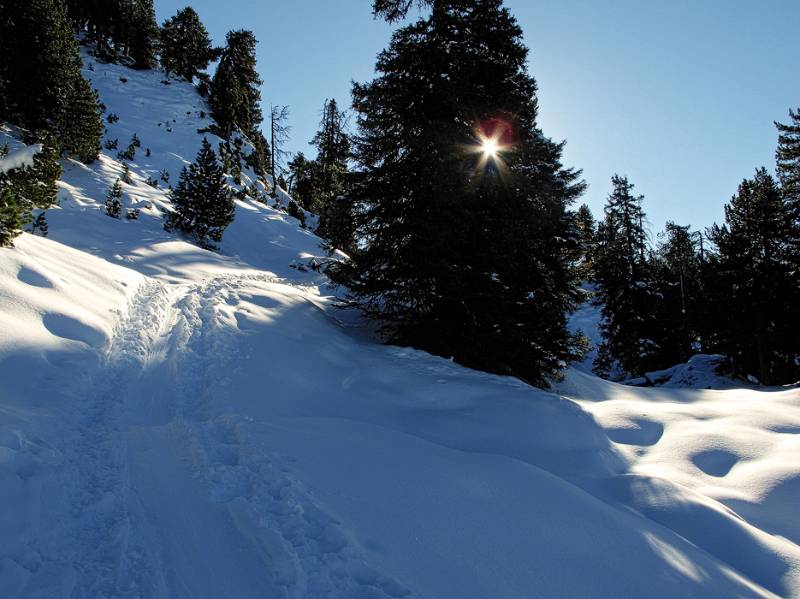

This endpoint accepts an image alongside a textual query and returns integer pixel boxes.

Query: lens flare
[481,137,499,158]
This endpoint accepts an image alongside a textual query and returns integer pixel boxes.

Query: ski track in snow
[58,278,174,598]
[49,273,412,599]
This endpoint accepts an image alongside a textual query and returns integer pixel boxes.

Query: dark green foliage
[210,30,263,139]
[0,0,102,163]
[287,152,315,211]
[128,0,159,70]
[775,109,800,343]
[776,108,800,202]
[60,74,103,163]
[311,98,353,250]
[105,178,123,218]
[0,188,24,246]
[593,175,658,378]
[704,168,797,384]
[75,0,158,68]
[340,0,585,386]
[650,222,705,366]
[318,194,355,254]
[164,138,234,248]
[160,7,214,81]
[573,203,596,279]
[0,137,61,246]
[372,0,431,22]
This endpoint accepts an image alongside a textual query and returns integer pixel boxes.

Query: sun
[481,137,499,158]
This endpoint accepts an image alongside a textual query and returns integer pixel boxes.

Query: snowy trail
[47,278,175,598]
[33,273,416,598]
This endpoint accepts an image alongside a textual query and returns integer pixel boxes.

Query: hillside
[0,51,799,599]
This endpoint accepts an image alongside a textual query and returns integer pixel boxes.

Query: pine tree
[164,138,234,248]
[651,222,704,366]
[573,203,596,280]
[776,109,800,203]
[210,30,263,139]
[160,7,215,81]
[774,109,800,345]
[287,152,316,211]
[0,136,61,246]
[340,0,585,385]
[593,175,659,378]
[311,98,352,247]
[105,178,123,218]
[0,0,102,163]
[705,168,797,384]
[60,74,103,163]
[128,0,159,70]
[372,0,430,22]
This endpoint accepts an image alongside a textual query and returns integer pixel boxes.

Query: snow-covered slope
[1,53,799,598]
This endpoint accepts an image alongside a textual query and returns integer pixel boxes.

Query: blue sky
[155,0,799,234]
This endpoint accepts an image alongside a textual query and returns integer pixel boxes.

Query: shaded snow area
[0,54,798,599]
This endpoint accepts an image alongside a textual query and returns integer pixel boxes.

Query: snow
[0,143,42,175]
[0,50,798,598]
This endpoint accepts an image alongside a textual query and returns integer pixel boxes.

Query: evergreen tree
[164,138,234,248]
[651,222,704,366]
[105,178,123,218]
[705,168,797,384]
[311,98,352,247]
[775,108,800,202]
[0,0,102,163]
[340,0,585,385]
[287,152,316,211]
[372,0,430,22]
[775,109,800,341]
[160,7,215,81]
[60,74,103,163]
[128,0,159,70]
[0,136,61,246]
[593,175,659,378]
[210,30,263,139]
[573,203,596,280]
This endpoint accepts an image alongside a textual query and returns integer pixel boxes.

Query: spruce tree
[105,178,123,218]
[165,138,234,248]
[593,175,659,378]
[341,0,585,385]
[160,7,215,81]
[287,152,316,211]
[705,168,797,384]
[651,222,704,366]
[128,0,159,70]
[210,30,263,139]
[776,108,800,201]
[311,98,352,246]
[0,0,102,163]
[573,203,596,280]
[774,108,800,375]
